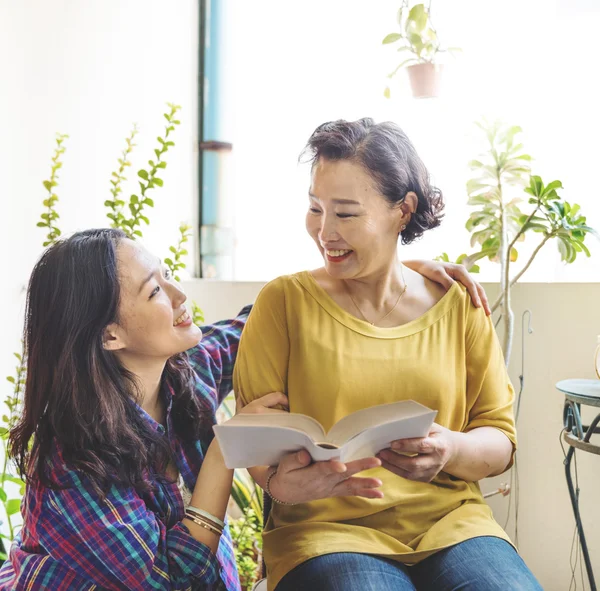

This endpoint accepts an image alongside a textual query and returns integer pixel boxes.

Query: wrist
[265,468,296,506]
[443,429,464,473]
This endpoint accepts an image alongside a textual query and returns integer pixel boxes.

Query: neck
[117,353,167,422]
[344,260,406,308]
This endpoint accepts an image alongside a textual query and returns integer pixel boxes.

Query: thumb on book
[280,449,312,473]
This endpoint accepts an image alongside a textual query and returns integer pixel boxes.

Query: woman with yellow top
[234,118,542,590]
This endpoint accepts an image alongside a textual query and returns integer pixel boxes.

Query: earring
[401,225,407,231]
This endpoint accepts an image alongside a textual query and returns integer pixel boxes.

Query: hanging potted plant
[382,2,458,99]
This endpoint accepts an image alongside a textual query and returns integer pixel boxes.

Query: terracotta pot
[406,63,443,98]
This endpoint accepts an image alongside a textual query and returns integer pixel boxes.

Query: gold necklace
[343,264,408,326]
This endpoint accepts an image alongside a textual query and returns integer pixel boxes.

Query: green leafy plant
[191,302,205,326]
[108,103,181,238]
[38,133,68,247]
[0,350,27,560]
[229,507,263,591]
[382,2,458,98]
[105,125,139,231]
[444,120,598,362]
[165,223,192,282]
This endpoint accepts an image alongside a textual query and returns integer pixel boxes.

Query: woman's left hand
[377,424,457,483]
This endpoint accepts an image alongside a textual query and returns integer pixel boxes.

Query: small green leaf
[6,499,21,516]
[383,87,391,99]
[407,3,427,32]
[382,32,403,44]
[43,180,52,191]
[153,177,164,187]
[0,489,6,503]
[138,169,149,180]
[144,198,154,207]
[164,257,174,266]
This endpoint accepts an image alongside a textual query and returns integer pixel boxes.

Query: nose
[318,212,340,244]
[168,281,187,309]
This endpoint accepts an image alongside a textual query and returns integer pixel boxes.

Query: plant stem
[490,233,554,314]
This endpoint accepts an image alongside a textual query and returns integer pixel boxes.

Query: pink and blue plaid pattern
[0,308,251,590]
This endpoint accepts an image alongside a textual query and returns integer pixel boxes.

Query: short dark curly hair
[300,118,444,244]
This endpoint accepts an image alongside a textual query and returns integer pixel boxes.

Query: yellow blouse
[234,271,517,590]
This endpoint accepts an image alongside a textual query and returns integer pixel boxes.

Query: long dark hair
[301,117,445,244]
[10,228,204,496]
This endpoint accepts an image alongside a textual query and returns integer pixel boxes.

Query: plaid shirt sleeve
[188,306,252,409]
[36,470,222,590]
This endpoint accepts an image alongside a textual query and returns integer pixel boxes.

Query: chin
[177,324,203,352]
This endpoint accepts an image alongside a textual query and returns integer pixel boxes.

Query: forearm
[248,466,271,490]
[445,427,513,481]
[184,439,234,552]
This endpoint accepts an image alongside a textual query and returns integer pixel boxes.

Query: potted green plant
[382,2,458,99]
[439,120,598,364]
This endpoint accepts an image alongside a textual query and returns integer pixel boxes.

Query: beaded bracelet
[265,467,296,506]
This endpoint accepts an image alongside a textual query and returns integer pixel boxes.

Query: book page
[338,411,437,462]
[216,413,326,443]
[214,424,320,468]
[327,400,435,446]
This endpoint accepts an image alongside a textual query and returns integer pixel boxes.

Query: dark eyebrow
[308,192,361,206]
[138,259,162,294]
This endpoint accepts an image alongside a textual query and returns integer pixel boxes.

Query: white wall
[0,0,200,383]
[183,279,600,591]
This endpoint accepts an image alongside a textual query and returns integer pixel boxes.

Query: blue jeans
[276,536,543,591]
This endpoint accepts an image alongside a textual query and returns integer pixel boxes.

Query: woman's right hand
[268,450,384,504]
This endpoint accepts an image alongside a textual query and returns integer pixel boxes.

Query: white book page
[339,411,437,462]
[327,400,435,447]
[213,425,317,468]
[219,412,326,442]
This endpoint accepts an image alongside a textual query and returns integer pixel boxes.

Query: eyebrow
[308,192,361,206]
[138,259,162,294]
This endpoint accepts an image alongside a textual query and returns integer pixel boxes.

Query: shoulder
[254,272,308,305]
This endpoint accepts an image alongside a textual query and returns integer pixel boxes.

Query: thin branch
[506,204,540,255]
[490,233,553,313]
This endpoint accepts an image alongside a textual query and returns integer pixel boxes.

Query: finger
[378,450,433,474]
[462,276,482,309]
[476,282,491,316]
[436,270,455,291]
[278,449,312,474]
[316,459,348,477]
[256,392,289,409]
[333,476,384,498]
[390,437,435,454]
[343,456,382,476]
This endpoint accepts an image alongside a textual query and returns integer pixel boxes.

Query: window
[223,0,600,282]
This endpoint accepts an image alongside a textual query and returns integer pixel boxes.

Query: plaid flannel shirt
[0,307,251,590]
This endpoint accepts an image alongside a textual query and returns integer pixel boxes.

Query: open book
[213,400,437,469]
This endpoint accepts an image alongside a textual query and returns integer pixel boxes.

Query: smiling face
[103,240,201,360]
[306,158,411,280]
